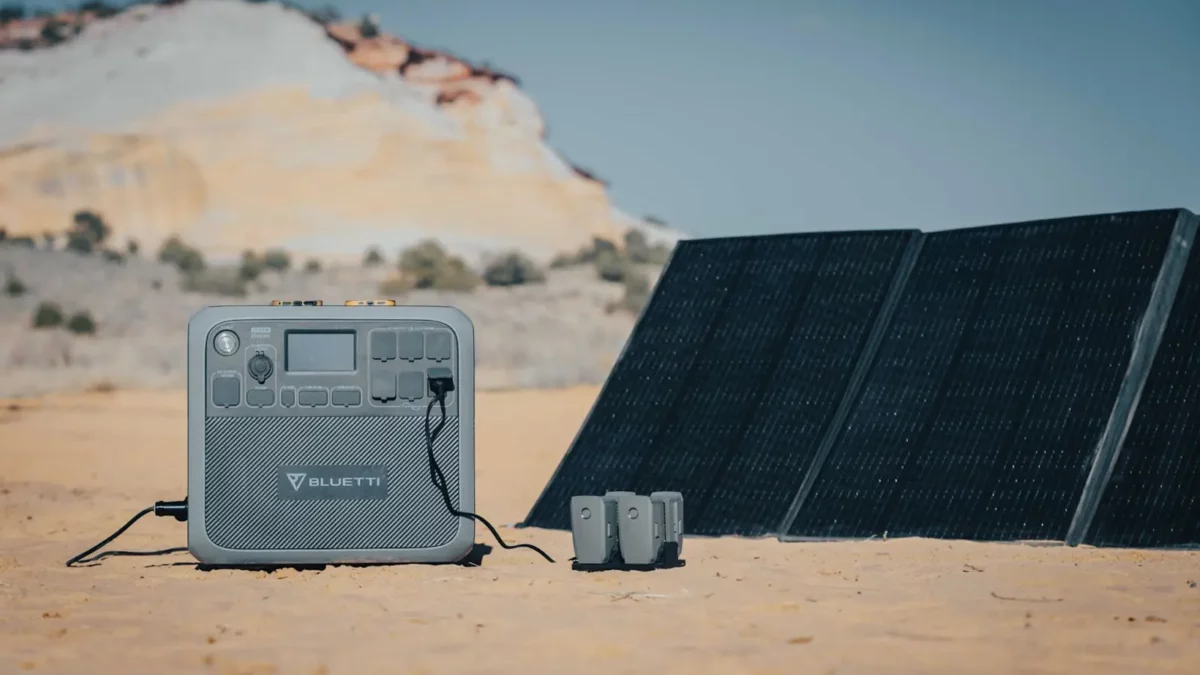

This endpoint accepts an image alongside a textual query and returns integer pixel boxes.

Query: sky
[44,0,1200,238]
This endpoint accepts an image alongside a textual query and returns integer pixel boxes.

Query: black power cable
[65,500,188,567]
[423,378,555,563]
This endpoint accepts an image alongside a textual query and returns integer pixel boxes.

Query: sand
[1,386,1197,675]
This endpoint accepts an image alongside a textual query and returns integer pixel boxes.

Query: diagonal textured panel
[676,231,917,536]
[521,238,752,530]
[205,415,461,550]
[784,210,1181,542]
[1086,214,1200,548]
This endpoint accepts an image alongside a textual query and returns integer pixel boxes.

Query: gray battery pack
[651,491,684,564]
[616,493,665,566]
[569,495,619,565]
[569,491,686,571]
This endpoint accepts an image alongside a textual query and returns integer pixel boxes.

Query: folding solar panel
[684,231,919,535]
[522,230,918,533]
[782,209,1186,543]
[1081,210,1200,548]
[521,236,754,531]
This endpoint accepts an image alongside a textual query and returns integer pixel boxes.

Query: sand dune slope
[0,388,1197,674]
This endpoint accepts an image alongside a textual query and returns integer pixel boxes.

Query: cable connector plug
[427,367,455,399]
[154,499,188,522]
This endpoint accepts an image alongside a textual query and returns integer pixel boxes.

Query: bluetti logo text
[277,466,388,501]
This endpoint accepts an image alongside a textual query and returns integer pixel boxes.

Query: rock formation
[0,0,683,263]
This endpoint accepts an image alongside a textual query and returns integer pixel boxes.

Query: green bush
[397,240,480,292]
[239,250,265,281]
[65,231,94,254]
[594,250,633,283]
[32,301,64,329]
[607,268,653,315]
[1,233,36,248]
[304,258,322,274]
[4,271,27,296]
[482,251,545,287]
[126,239,140,256]
[261,248,291,272]
[72,210,110,245]
[549,236,620,269]
[623,229,672,265]
[181,267,247,297]
[101,249,125,265]
[158,235,205,272]
[65,311,97,336]
[363,246,385,267]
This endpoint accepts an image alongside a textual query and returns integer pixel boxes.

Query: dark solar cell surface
[521,237,752,530]
[1086,219,1200,548]
[522,231,915,533]
[688,231,915,535]
[784,211,1179,541]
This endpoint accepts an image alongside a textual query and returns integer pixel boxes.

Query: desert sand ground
[1,386,1197,675]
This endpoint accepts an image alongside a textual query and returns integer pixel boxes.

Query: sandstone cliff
[0,0,683,263]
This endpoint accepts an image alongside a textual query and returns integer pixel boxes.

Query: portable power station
[185,301,476,566]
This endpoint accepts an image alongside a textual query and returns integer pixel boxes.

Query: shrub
[304,258,322,274]
[65,311,97,336]
[607,268,653,315]
[72,210,110,245]
[181,267,247,297]
[363,246,384,267]
[397,240,480,292]
[549,236,619,269]
[126,239,140,256]
[158,235,205,272]
[4,235,35,248]
[594,250,633,283]
[623,229,672,265]
[4,271,27,296]
[482,251,545,287]
[101,249,125,265]
[32,301,64,329]
[261,248,291,272]
[239,250,264,281]
[65,231,94,254]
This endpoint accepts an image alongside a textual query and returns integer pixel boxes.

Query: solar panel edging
[775,232,928,542]
[515,239,684,529]
[1064,208,1200,547]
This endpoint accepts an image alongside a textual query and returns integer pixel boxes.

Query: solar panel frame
[1072,209,1200,548]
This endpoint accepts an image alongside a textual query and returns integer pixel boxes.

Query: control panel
[203,318,459,419]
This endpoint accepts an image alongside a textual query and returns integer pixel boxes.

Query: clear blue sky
[52,0,1200,238]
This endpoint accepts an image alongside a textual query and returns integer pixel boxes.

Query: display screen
[285,331,356,372]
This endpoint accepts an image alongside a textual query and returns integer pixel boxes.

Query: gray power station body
[186,304,476,566]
